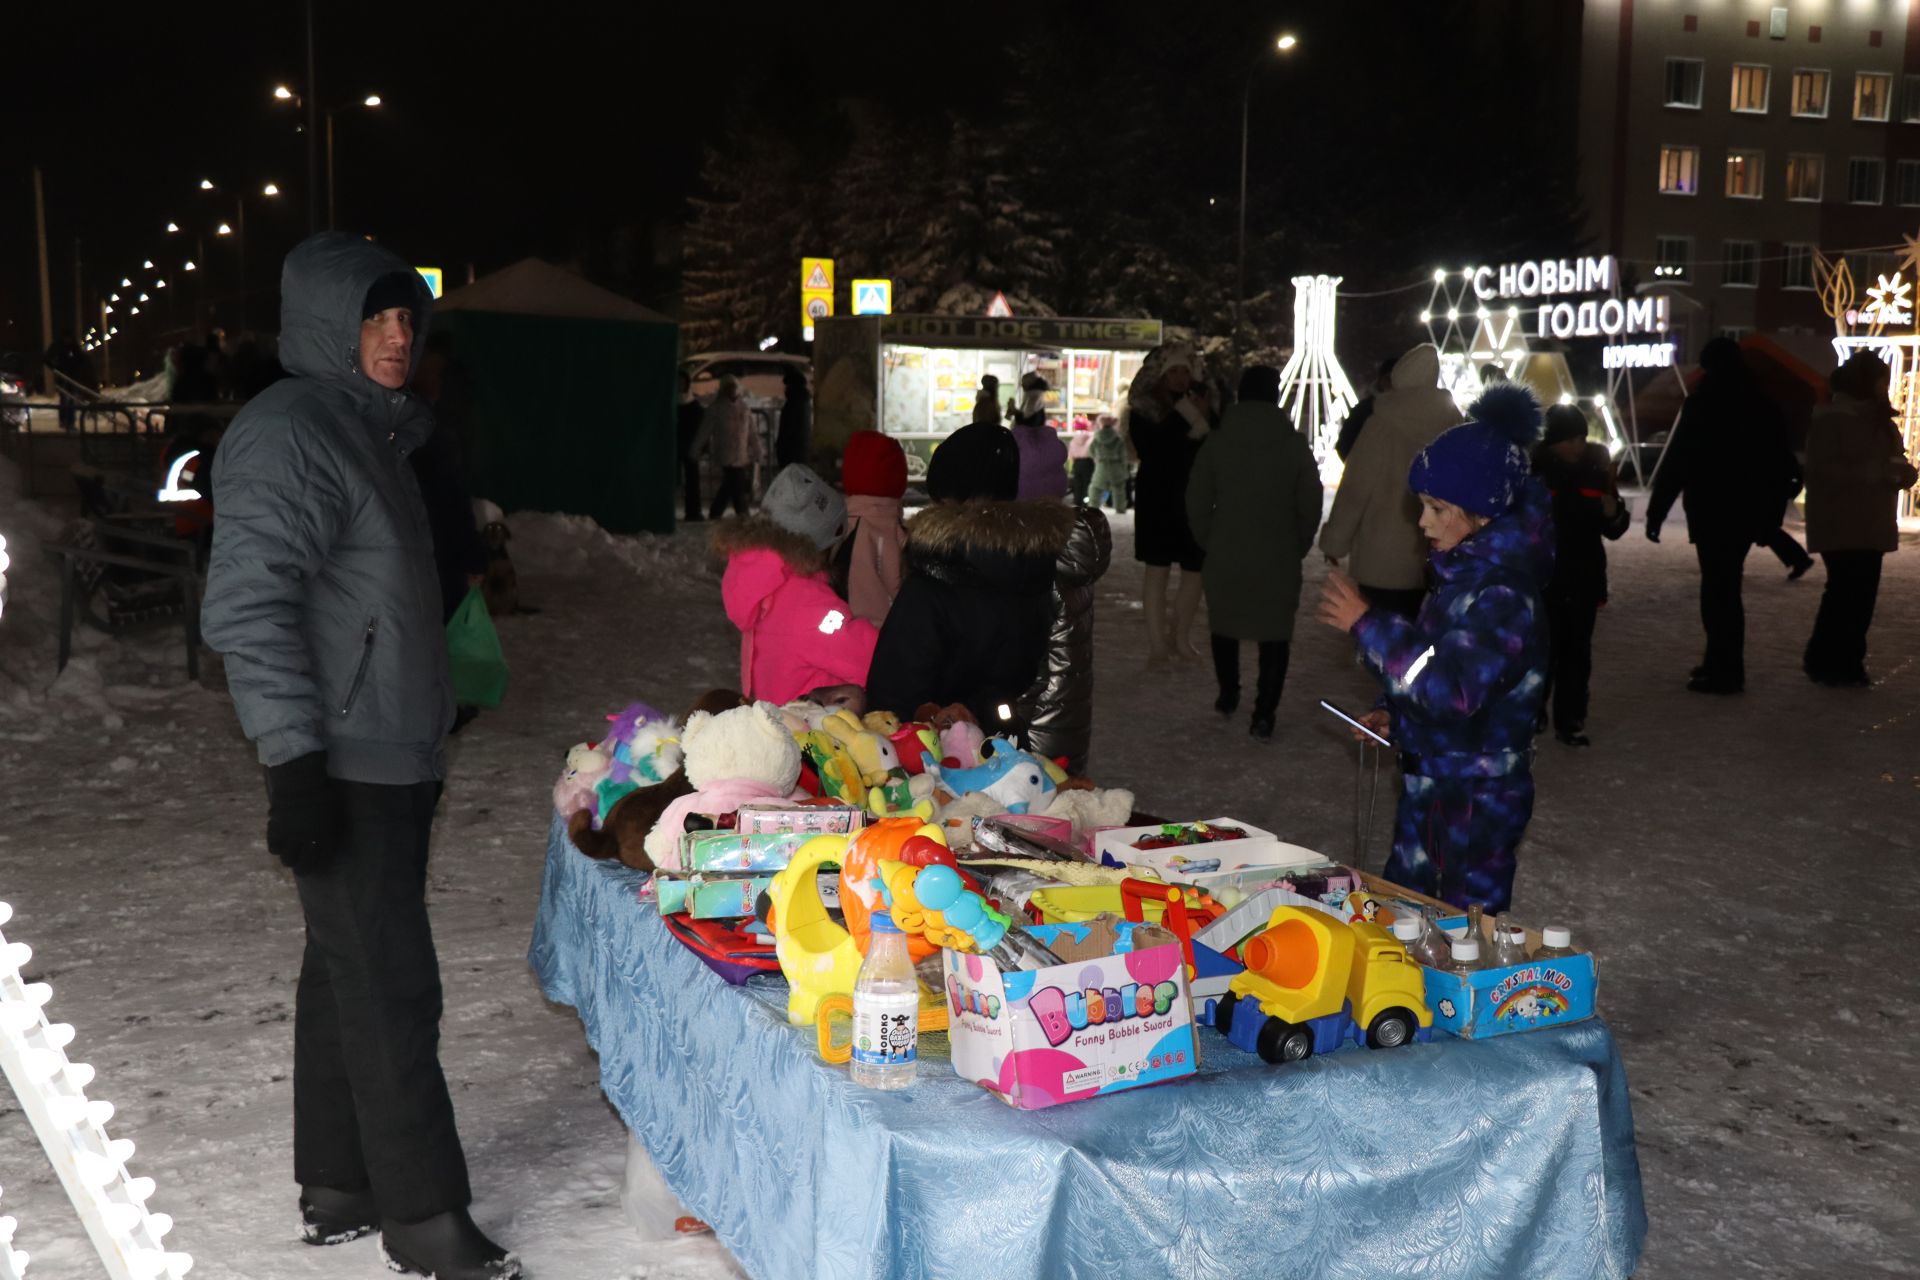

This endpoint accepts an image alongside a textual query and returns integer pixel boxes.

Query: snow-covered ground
[0,457,1914,1278]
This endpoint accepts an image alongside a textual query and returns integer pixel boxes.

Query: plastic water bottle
[1489,920,1530,967]
[1533,925,1576,959]
[850,911,918,1089]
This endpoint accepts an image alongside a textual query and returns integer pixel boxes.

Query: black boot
[1209,634,1240,717]
[1248,640,1290,742]
[381,1209,521,1280]
[299,1184,378,1246]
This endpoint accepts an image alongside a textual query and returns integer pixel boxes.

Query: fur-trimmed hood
[715,518,829,632]
[905,499,1077,595]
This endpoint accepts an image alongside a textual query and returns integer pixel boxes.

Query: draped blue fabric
[530,816,1646,1280]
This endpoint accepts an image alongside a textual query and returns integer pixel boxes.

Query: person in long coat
[1801,352,1919,686]
[1127,347,1212,664]
[1186,365,1323,740]
[1019,502,1112,774]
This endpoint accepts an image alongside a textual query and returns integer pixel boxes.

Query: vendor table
[529,818,1646,1280]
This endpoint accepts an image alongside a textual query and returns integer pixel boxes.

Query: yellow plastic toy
[767,834,864,1026]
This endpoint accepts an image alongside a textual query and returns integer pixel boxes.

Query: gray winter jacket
[1020,505,1112,774]
[202,233,452,783]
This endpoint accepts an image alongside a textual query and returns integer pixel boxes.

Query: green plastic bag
[447,587,509,708]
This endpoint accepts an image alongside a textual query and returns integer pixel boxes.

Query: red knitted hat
[842,430,908,498]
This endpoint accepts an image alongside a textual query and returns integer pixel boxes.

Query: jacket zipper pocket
[340,618,377,715]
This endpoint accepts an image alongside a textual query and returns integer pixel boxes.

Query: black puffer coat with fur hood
[865,499,1078,734]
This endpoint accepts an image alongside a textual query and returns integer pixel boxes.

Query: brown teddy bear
[568,688,747,870]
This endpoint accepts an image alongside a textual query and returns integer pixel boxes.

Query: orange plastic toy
[836,820,955,960]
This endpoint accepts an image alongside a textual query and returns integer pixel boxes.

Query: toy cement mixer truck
[1213,905,1433,1064]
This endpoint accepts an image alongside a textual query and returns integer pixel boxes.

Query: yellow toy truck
[1211,906,1433,1064]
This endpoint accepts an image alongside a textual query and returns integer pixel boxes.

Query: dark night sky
[4,0,1036,348]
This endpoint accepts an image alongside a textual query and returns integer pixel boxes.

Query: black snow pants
[293,781,470,1224]
[1803,549,1883,682]
[1210,635,1292,717]
[1694,536,1751,685]
[1543,585,1601,733]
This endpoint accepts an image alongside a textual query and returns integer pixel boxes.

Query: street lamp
[199,179,213,190]
[165,222,179,233]
[1236,32,1300,344]
[273,83,385,229]
[263,183,280,196]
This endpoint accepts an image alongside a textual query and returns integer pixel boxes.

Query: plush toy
[568,689,745,870]
[921,738,1057,815]
[820,710,897,787]
[862,710,902,738]
[939,720,986,770]
[645,701,809,871]
[930,791,1007,849]
[1037,786,1136,842]
[602,702,670,784]
[866,772,935,822]
[888,722,939,776]
[776,699,837,735]
[795,729,865,804]
[552,742,612,823]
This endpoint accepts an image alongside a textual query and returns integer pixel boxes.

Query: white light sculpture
[1275,274,1360,463]
[0,900,192,1280]
[156,452,202,504]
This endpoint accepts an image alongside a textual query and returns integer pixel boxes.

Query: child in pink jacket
[835,431,909,625]
[715,466,878,703]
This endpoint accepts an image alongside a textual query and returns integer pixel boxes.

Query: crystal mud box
[942,917,1199,1109]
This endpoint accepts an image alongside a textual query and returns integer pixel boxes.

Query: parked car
[682,351,810,403]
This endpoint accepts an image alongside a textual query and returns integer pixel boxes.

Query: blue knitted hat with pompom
[1407,384,1543,517]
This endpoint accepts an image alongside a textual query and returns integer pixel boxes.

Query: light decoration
[156,452,202,504]
[0,533,10,623]
[1275,274,1359,464]
[0,900,192,1279]
[1825,230,1920,518]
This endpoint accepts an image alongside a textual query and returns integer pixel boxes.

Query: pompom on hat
[1407,384,1543,518]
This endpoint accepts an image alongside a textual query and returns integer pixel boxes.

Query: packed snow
[0,456,1913,1277]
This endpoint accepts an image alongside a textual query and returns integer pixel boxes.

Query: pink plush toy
[939,720,986,770]
[552,742,612,822]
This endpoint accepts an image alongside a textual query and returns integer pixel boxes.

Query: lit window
[1785,153,1825,202]
[1723,242,1758,287]
[1903,75,1920,123]
[1848,157,1885,205]
[1655,236,1693,282]
[1665,58,1704,109]
[1791,69,1830,118]
[1783,244,1815,291]
[1899,160,1920,207]
[1730,65,1770,113]
[1725,150,1765,198]
[1658,146,1700,195]
[1855,72,1893,122]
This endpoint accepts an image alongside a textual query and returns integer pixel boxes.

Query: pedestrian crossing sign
[803,258,834,292]
[852,279,892,315]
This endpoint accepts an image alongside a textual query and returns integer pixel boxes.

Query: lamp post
[275,85,383,230]
[1236,33,1299,346]
[199,179,280,331]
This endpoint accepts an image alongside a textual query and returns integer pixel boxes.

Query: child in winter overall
[1317,386,1552,913]
[715,464,878,704]
[833,431,909,626]
[1533,404,1629,746]
[1087,414,1130,512]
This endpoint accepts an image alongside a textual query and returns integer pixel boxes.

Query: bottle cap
[871,911,901,934]
[1541,925,1571,948]
[1391,916,1423,941]
[1451,938,1480,961]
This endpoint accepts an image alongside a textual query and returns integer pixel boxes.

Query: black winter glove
[266,752,340,873]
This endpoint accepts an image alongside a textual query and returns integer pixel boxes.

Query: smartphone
[1319,699,1391,747]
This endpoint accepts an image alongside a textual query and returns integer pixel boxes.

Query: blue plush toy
[920,738,1058,815]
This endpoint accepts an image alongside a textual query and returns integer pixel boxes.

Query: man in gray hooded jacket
[202,233,516,1279]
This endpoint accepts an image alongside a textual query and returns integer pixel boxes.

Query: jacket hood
[1432,473,1554,592]
[714,518,826,628]
[1389,344,1442,392]
[279,232,435,446]
[906,499,1076,594]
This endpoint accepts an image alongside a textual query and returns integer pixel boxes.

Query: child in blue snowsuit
[1318,385,1552,912]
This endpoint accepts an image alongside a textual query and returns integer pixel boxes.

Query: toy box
[1420,950,1597,1039]
[652,873,774,920]
[676,830,812,874]
[735,803,866,836]
[943,917,1199,1109]
[1093,817,1332,889]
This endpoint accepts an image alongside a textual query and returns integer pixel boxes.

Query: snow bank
[505,510,717,586]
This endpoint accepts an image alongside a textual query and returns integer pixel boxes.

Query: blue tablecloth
[529,817,1646,1280]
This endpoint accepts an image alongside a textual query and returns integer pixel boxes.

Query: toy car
[1211,906,1432,1064]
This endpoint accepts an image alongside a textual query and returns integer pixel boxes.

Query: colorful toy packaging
[735,803,866,836]
[676,830,814,873]
[1093,817,1331,888]
[1421,946,1598,1039]
[943,916,1199,1109]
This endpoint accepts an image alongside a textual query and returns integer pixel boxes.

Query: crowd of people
[188,230,1917,1279]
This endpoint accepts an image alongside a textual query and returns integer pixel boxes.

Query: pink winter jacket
[842,494,906,625]
[719,526,879,703]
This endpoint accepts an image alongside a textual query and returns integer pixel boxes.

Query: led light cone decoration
[0,901,192,1280]
[1275,274,1359,462]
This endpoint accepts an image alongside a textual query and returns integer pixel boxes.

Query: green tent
[433,258,679,534]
